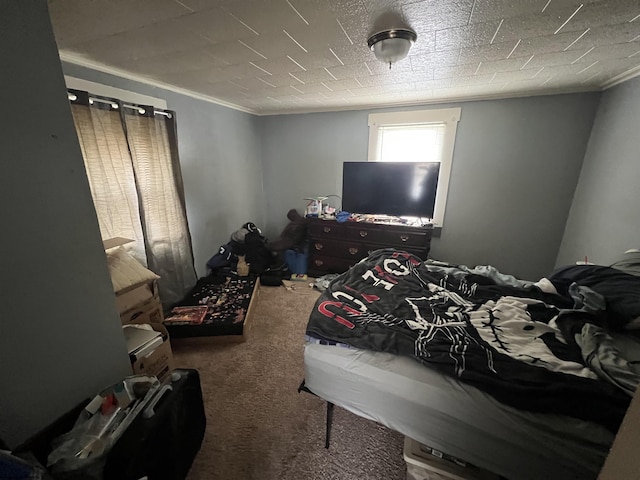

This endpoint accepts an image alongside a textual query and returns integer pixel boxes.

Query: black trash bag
[244,231,273,275]
[260,263,290,287]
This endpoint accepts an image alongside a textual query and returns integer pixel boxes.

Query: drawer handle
[323,227,332,233]
[314,259,324,266]
[314,243,324,251]
[400,235,409,242]
[359,231,368,238]
[349,247,359,255]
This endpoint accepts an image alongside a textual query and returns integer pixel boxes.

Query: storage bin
[403,437,500,480]
[284,247,308,274]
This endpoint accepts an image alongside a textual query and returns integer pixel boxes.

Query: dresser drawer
[308,254,358,275]
[309,221,346,238]
[311,238,368,261]
[346,225,428,248]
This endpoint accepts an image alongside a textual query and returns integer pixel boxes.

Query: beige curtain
[71,103,146,264]
[70,93,196,307]
[123,110,196,306]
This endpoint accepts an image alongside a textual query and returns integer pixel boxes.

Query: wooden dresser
[307,217,433,277]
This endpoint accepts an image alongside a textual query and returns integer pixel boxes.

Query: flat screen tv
[342,162,440,219]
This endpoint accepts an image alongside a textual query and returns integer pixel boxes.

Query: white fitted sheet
[304,343,614,480]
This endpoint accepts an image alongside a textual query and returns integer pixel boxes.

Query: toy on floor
[237,255,250,277]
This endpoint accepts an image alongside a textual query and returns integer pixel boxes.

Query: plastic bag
[47,375,160,480]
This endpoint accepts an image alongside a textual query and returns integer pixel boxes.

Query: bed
[302,249,640,480]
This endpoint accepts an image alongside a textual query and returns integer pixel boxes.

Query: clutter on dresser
[304,196,327,217]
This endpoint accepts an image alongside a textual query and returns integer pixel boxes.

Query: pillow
[549,265,640,330]
[610,249,640,277]
[107,248,160,295]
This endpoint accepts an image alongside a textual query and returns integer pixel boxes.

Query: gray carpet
[172,282,406,480]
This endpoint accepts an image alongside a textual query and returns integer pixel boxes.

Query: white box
[404,437,500,480]
[126,322,174,382]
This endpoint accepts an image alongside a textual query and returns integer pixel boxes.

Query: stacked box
[105,237,174,381]
[117,280,163,325]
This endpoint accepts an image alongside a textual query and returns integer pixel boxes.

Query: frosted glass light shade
[367,28,417,66]
[372,38,412,64]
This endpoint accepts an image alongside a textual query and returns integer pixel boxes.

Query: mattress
[304,343,615,480]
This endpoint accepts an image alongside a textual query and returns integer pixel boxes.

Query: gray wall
[261,94,600,281]
[556,76,640,267]
[62,64,607,282]
[0,0,131,447]
[260,110,366,232]
[61,64,265,277]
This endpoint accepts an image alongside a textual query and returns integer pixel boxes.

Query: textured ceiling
[49,0,640,115]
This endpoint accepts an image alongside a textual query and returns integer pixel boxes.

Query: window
[368,108,461,226]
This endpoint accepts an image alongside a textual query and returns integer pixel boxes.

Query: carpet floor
[171,282,406,480]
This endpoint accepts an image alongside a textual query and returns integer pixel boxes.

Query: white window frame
[368,107,461,227]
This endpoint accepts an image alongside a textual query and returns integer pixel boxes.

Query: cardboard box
[118,282,164,325]
[105,238,172,381]
[127,322,174,382]
[103,237,164,325]
[115,279,159,314]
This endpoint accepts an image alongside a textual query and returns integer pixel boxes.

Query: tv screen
[342,162,440,218]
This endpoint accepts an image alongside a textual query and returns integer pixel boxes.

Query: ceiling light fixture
[367,28,417,69]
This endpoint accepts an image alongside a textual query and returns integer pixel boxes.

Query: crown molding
[252,86,600,116]
[59,51,258,115]
[601,64,640,91]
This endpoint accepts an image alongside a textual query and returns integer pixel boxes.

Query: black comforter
[306,249,631,432]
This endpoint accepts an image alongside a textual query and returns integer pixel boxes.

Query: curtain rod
[67,92,173,118]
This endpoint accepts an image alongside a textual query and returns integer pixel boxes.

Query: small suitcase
[103,368,206,480]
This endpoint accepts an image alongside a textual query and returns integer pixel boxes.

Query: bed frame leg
[325,401,334,449]
[297,380,334,449]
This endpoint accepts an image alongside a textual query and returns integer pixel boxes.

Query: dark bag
[206,243,237,271]
[104,369,206,480]
[260,273,283,286]
[260,263,290,287]
[244,231,273,275]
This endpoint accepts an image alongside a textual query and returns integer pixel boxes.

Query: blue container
[284,247,308,274]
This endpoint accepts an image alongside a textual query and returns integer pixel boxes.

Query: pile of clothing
[205,210,310,284]
[206,222,272,276]
[265,209,307,252]
[266,208,309,276]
